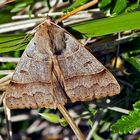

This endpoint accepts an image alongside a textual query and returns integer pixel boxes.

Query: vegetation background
[0,0,140,139]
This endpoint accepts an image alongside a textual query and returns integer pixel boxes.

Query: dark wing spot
[20,70,28,75]
[84,61,92,67]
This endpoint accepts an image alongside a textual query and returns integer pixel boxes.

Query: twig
[88,103,129,115]
[57,104,86,140]
[88,31,140,53]
[12,114,30,122]
[12,9,100,20]
[0,57,20,63]
[86,121,99,140]
[0,74,13,84]
[52,1,71,12]
[27,119,44,134]
[86,109,105,140]
[0,80,10,87]
[0,86,7,92]
[57,0,98,22]
[0,92,5,106]
[0,70,14,75]
[3,98,13,140]
[0,9,99,33]
[49,0,59,13]
[0,74,12,92]
[0,18,44,33]
[11,112,38,122]
[49,56,85,140]
[12,12,63,20]
[107,106,129,114]
[0,135,3,140]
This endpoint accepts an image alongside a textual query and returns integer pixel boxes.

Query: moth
[5,20,120,109]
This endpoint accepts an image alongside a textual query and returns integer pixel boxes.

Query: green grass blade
[0,34,30,53]
[71,11,140,38]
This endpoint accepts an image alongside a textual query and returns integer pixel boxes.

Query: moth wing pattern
[5,20,120,109]
[5,23,67,109]
[55,27,120,102]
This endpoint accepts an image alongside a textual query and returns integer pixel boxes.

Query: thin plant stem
[57,0,98,22]
[3,98,13,140]
[51,57,86,140]
[0,74,13,84]
[57,104,86,140]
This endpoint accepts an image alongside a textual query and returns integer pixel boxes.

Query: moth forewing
[5,20,120,109]
[53,30,120,102]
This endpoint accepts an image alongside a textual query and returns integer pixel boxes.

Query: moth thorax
[48,27,66,55]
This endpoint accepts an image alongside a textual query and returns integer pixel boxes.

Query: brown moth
[5,20,120,109]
